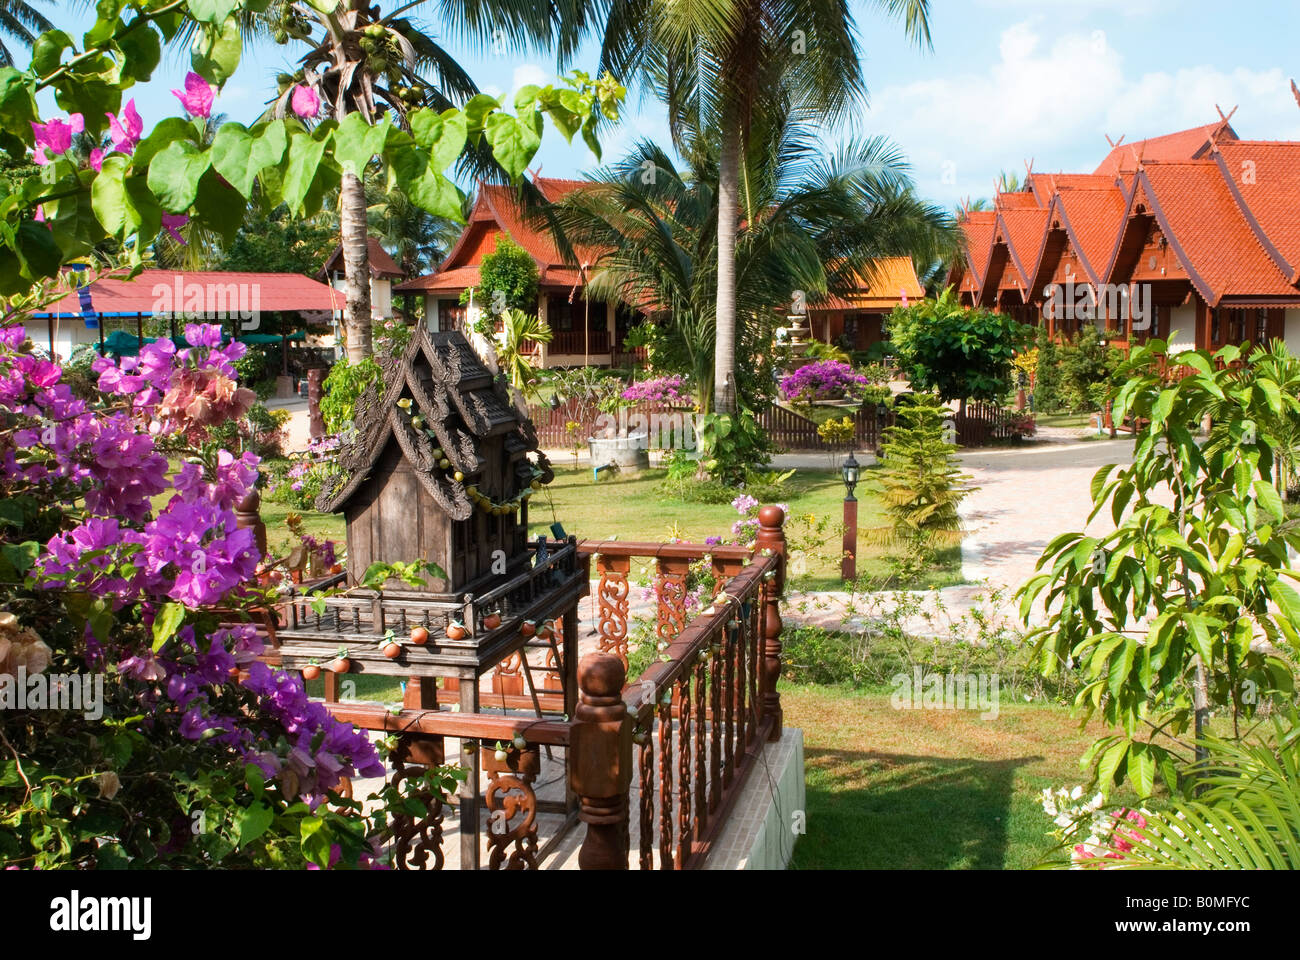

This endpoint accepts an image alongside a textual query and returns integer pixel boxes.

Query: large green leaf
[209,121,287,198]
[483,113,540,180]
[146,140,211,212]
[333,112,390,179]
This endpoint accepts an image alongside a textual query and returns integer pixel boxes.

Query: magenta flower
[106,100,143,153]
[161,213,189,245]
[172,72,215,119]
[31,114,84,165]
[88,148,104,172]
[290,84,321,119]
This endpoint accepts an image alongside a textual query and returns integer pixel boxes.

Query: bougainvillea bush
[620,375,691,406]
[0,321,439,868]
[779,360,869,403]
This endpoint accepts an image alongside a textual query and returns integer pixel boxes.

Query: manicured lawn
[525,465,962,591]
[785,684,1129,870]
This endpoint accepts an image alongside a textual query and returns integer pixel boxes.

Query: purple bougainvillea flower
[172,72,215,118]
[290,84,321,119]
[106,100,143,153]
[31,114,84,165]
[88,148,104,172]
[161,213,189,245]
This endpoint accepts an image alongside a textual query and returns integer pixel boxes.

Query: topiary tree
[462,235,539,322]
[864,393,975,580]
[886,287,1031,412]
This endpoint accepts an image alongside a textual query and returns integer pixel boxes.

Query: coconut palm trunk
[713,124,740,414]
[339,171,373,361]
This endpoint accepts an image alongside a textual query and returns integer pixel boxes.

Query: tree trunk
[340,170,373,361]
[713,125,740,415]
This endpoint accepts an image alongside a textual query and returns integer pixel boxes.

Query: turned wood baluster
[754,505,787,739]
[657,694,672,870]
[638,732,654,870]
[723,619,735,788]
[675,674,691,868]
[735,609,747,754]
[710,638,723,811]
[693,655,708,839]
[570,653,632,870]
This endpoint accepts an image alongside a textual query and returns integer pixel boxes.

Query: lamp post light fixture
[841,451,860,582]
[875,400,890,456]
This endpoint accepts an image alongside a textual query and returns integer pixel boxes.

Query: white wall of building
[1168,305,1197,353]
[1285,309,1300,352]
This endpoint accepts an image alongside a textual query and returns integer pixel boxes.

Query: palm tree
[494,307,553,395]
[365,171,463,277]
[551,110,954,412]
[594,0,935,413]
[0,0,54,66]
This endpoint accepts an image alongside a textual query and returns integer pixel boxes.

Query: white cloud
[860,20,1300,208]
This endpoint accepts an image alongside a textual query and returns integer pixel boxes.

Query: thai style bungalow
[951,116,1300,355]
[398,176,922,369]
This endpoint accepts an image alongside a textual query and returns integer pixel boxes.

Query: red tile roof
[998,208,1049,288]
[41,270,344,316]
[1093,120,1236,176]
[1054,185,1129,285]
[959,211,997,287]
[1140,161,1297,304]
[318,237,404,279]
[1213,140,1300,282]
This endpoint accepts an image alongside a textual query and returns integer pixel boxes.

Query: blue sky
[29,0,1300,209]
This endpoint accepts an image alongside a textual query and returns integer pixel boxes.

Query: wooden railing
[551,328,610,355]
[253,512,788,871]
[571,506,787,869]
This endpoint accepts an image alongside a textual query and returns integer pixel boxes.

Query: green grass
[526,465,962,591]
[785,685,1131,870]
[1034,411,1095,432]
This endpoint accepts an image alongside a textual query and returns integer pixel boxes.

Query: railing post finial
[755,505,786,740]
[570,652,632,869]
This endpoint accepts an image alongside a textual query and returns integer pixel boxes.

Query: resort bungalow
[399,176,925,369]
[951,116,1300,355]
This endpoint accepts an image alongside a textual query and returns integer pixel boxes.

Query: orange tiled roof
[1213,140,1300,282]
[1140,160,1297,304]
[817,257,924,310]
[959,211,997,288]
[1093,120,1237,176]
[998,208,1050,288]
[1054,185,1129,285]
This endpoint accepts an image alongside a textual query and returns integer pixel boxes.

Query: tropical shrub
[319,355,383,434]
[1058,327,1124,413]
[621,375,690,406]
[1019,340,1300,799]
[887,287,1032,405]
[461,235,539,319]
[494,307,552,395]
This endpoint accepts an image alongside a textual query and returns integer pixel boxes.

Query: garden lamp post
[841,451,860,582]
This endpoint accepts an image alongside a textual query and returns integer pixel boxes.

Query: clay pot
[446,623,466,641]
[382,641,402,659]
[302,664,320,680]
[409,626,429,645]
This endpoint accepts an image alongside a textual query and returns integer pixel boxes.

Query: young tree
[864,394,974,579]
[1019,340,1300,799]
[887,287,1031,412]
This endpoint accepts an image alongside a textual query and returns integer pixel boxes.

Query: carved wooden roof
[316,329,551,518]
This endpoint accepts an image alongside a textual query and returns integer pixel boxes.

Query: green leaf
[31,30,74,77]
[210,121,287,198]
[299,817,332,866]
[1253,479,1284,522]
[151,602,186,653]
[188,0,241,23]
[192,167,244,243]
[191,14,242,85]
[1107,637,1137,698]
[483,113,541,180]
[244,762,265,795]
[236,800,273,848]
[333,112,390,179]
[1128,742,1155,798]
[118,16,162,83]
[91,154,161,240]
[1184,612,1214,668]
[281,127,330,216]
[146,140,211,212]
[0,541,39,579]
[1097,738,1130,790]
[408,108,467,173]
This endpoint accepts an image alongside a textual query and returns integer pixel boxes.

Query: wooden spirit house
[275,327,587,713]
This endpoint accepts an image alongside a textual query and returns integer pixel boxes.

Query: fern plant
[864,394,973,568]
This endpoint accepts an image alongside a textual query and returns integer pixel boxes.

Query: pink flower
[31,114,84,165]
[106,100,143,154]
[161,213,189,245]
[290,84,321,119]
[172,72,214,119]
[88,148,104,172]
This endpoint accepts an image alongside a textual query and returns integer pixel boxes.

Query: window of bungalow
[1211,308,1222,345]
[547,294,575,331]
[843,314,860,348]
[1254,309,1270,345]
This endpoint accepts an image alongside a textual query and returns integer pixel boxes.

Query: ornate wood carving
[676,675,691,868]
[596,554,631,666]
[657,696,673,870]
[391,759,446,871]
[655,557,691,645]
[484,745,540,870]
[638,736,654,870]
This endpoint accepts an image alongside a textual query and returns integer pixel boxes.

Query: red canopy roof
[40,270,344,317]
